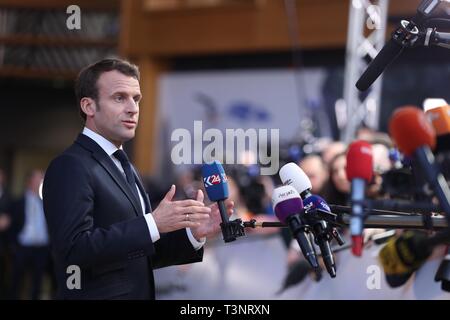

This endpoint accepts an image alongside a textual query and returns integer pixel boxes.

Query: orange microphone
[389,106,436,157]
[426,105,450,136]
[389,106,450,223]
[426,105,450,153]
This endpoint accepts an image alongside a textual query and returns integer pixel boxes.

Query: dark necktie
[113,149,141,205]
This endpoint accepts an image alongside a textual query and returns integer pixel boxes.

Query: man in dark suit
[43,58,233,300]
[10,170,50,300]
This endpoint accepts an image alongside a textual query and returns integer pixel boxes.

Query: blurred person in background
[173,166,203,201]
[368,142,393,198]
[322,152,351,206]
[355,125,376,142]
[0,169,12,299]
[226,175,250,222]
[299,154,329,196]
[10,170,50,300]
[321,141,347,166]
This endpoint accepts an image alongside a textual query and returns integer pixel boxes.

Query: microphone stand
[236,208,449,231]
[386,1,450,52]
[356,0,449,90]
[387,0,443,48]
[225,207,448,282]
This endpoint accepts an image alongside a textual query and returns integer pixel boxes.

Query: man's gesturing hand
[152,185,211,233]
[191,190,234,240]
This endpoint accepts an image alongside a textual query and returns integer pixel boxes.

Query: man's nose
[126,98,139,113]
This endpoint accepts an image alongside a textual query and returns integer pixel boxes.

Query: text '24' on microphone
[346,140,373,257]
[202,160,243,242]
[272,185,320,271]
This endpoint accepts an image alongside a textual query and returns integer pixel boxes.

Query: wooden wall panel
[121,0,423,57]
[0,0,119,10]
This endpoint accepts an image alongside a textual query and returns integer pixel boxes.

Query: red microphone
[389,106,450,224]
[346,140,373,256]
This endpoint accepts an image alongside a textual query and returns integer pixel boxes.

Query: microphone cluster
[199,99,450,291]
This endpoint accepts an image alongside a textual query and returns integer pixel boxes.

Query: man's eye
[115,95,124,102]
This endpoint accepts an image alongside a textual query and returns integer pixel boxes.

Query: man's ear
[80,97,96,118]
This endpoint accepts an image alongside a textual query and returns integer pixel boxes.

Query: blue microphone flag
[201,160,229,201]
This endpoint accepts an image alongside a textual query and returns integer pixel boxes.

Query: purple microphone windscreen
[272,185,304,224]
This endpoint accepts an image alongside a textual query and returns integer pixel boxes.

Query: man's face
[85,70,141,147]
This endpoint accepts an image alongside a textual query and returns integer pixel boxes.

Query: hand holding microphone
[191,188,235,241]
[201,161,240,242]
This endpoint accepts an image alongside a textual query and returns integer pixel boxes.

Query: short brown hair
[75,58,140,121]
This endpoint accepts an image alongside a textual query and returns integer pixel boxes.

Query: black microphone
[356,39,404,91]
[303,196,338,278]
[277,260,322,295]
[279,163,343,277]
[272,185,320,271]
[435,252,450,292]
[356,0,443,91]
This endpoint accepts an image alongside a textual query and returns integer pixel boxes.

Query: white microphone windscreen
[279,162,312,194]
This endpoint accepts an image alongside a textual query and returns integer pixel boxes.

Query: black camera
[380,168,416,199]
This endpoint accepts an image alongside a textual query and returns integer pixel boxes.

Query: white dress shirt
[82,127,205,250]
[18,190,49,246]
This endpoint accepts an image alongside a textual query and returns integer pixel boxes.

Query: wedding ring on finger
[185,213,190,221]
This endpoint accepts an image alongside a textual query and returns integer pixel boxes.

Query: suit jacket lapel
[75,134,142,217]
